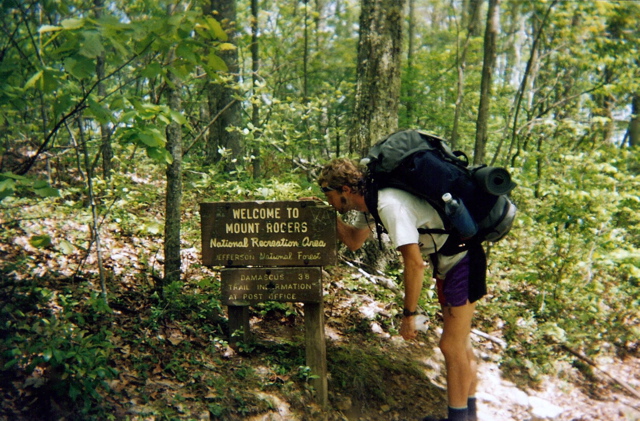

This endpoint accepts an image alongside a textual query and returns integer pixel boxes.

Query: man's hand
[298,196,325,203]
[400,316,417,340]
[397,243,425,341]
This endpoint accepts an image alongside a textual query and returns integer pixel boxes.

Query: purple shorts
[436,254,471,307]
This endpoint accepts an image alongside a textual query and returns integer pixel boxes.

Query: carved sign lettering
[221,267,322,305]
[200,201,337,267]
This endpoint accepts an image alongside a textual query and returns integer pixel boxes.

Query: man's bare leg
[439,301,477,408]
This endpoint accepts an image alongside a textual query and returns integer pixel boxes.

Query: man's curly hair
[318,158,366,195]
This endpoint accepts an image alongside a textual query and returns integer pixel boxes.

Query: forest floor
[309,265,640,421]
[1,199,640,420]
[225,260,640,421]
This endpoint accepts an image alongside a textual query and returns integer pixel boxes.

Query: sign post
[200,200,336,408]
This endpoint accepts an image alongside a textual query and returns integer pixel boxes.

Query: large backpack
[361,129,517,255]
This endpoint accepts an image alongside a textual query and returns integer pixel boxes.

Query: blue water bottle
[442,193,478,239]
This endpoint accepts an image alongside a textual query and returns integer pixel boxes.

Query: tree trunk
[594,66,616,145]
[502,1,523,89]
[628,93,639,148]
[506,1,556,167]
[466,0,484,37]
[303,1,310,102]
[451,0,482,148]
[78,117,108,304]
[164,69,183,287]
[349,0,405,158]
[250,0,261,179]
[404,0,415,126]
[349,0,405,271]
[473,0,499,165]
[94,0,113,180]
[203,0,242,172]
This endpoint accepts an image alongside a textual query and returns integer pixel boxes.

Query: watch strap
[403,308,418,317]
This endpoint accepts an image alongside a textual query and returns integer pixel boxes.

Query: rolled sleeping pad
[473,166,517,196]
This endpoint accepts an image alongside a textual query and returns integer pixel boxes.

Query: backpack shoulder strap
[363,176,386,250]
[366,173,469,252]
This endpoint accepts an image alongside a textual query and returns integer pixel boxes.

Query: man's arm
[298,196,369,250]
[337,217,370,251]
[398,243,426,340]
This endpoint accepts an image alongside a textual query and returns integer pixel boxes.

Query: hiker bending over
[318,157,487,421]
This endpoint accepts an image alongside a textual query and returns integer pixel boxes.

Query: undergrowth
[1,148,639,418]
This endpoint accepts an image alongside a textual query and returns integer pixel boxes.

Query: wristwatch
[403,308,418,317]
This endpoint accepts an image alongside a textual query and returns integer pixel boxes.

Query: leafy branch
[15,39,155,176]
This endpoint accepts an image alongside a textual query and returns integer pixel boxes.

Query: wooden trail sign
[199,200,336,409]
[200,200,337,267]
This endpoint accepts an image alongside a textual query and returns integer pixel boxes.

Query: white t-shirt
[354,188,466,277]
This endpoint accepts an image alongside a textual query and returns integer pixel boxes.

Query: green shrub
[483,147,640,383]
[1,281,117,417]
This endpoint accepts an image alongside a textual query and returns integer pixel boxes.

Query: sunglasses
[321,186,338,193]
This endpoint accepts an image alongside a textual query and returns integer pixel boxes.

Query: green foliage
[483,146,640,383]
[254,301,298,318]
[0,173,60,201]
[151,279,224,329]
[1,0,229,182]
[0,280,117,416]
[1,0,639,417]
[189,163,321,203]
